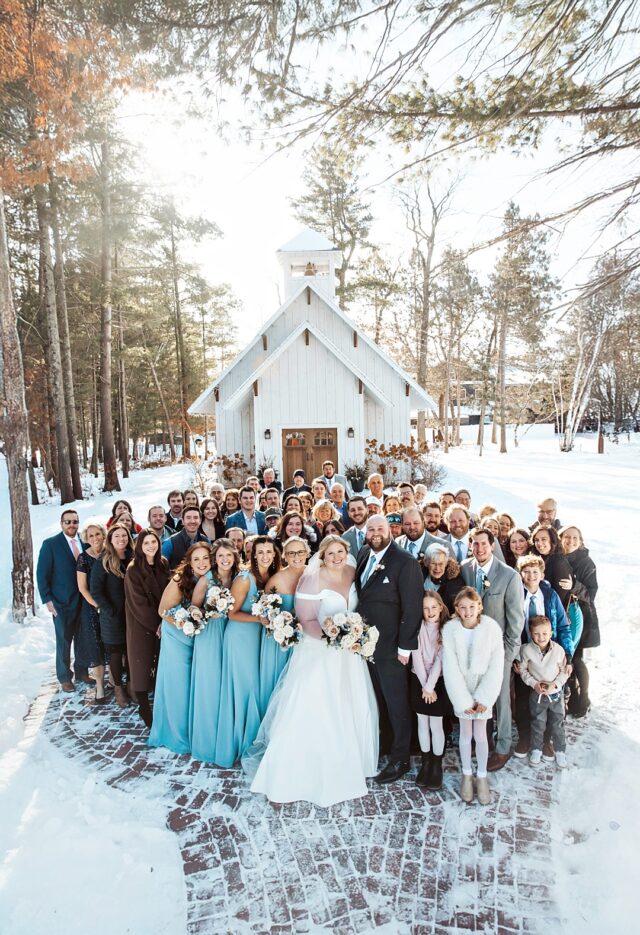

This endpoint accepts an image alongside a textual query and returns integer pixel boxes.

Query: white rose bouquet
[321,611,379,661]
[204,584,235,618]
[252,591,302,651]
[164,604,208,637]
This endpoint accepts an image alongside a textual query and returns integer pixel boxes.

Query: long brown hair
[173,542,213,604]
[211,538,241,585]
[102,523,134,577]
[274,510,308,541]
[249,536,281,586]
[129,528,168,578]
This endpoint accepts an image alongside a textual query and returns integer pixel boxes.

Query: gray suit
[342,525,367,559]
[461,557,524,755]
[396,531,455,561]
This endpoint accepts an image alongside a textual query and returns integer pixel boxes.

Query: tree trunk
[35,185,74,502]
[141,329,177,462]
[497,305,508,453]
[99,139,121,492]
[170,216,190,458]
[478,398,486,457]
[49,174,83,499]
[0,188,35,622]
[114,248,129,477]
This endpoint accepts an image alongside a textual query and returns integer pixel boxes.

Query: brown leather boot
[114,685,129,708]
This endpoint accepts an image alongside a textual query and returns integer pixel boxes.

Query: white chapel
[188,229,436,482]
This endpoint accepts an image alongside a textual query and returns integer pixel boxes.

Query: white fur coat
[442,615,505,715]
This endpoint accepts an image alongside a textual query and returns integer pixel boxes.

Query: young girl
[442,587,504,806]
[411,592,451,790]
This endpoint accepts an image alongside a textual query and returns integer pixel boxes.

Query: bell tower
[277,228,343,301]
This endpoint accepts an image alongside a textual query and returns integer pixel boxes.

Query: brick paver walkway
[29,682,567,934]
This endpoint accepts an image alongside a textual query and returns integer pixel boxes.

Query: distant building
[188,228,436,482]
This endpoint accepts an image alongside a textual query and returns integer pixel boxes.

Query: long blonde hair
[102,523,133,578]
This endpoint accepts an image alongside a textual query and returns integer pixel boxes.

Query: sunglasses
[62,519,79,524]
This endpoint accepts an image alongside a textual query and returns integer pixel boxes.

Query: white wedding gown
[243,584,379,807]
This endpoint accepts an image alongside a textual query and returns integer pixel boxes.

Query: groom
[356,515,424,783]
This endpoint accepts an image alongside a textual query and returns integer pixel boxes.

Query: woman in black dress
[560,525,600,716]
[76,520,107,703]
[90,523,134,708]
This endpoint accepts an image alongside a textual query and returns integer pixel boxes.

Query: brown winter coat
[124,560,170,692]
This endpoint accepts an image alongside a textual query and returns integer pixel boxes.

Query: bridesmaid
[215,536,281,767]
[76,520,107,703]
[148,543,212,754]
[257,535,309,718]
[189,538,241,763]
[124,529,170,728]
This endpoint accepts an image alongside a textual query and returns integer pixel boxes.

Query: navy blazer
[36,532,87,616]
[224,509,267,535]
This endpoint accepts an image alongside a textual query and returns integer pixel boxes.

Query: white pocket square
[382,576,390,584]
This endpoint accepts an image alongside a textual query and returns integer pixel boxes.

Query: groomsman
[36,510,91,691]
[224,486,267,535]
[441,504,473,562]
[460,528,524,770]
[342,496,369,557]
[356,516,424,783]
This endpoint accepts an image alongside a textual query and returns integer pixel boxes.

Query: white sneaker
[555,751,568,769]
[529,749,542,767]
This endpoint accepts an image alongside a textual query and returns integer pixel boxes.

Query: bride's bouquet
[321,611,379,660]
[251,591,303,651]
[163,604,208,637]
[203,584,235,619]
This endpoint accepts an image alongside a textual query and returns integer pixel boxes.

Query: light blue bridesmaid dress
[214,571,263,768]
[148,610,194,755]
[258,592,294,718]
[189,571,228,763]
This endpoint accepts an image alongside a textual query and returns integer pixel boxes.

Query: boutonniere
[373,563,385,575]
[482,578,491,592]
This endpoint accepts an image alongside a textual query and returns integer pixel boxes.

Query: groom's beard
[367,533,391,552]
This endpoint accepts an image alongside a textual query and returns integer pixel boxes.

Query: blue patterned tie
[475,568,484,593]
[362,553,377,585]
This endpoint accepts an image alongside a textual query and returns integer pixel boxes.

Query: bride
[242,535,379,807]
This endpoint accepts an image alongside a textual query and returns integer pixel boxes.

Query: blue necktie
[362,553,377,585]
[408,541,417,557]
[356,530,363,550]
[455,540,464,563]
[528,594,538,618]
[475,568,484,593]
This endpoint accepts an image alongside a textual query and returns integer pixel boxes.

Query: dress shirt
[65,533,82,558]
[452,534,469,563]
[405,532,427,557]
[363,543,410,657]
[524,588,544,617]
[242,511,259,535]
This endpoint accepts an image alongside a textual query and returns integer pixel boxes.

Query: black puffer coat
[566,547,600,648]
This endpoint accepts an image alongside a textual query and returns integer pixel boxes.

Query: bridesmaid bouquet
[251,592,303,651]
[321,612,379,660]
[164,605,208,637]
[204,584,235,618]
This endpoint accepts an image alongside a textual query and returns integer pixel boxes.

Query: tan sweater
[519,640,569,692]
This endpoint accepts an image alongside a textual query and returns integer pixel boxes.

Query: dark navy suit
[36,532,88,683]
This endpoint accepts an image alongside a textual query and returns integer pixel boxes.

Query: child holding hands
[411,592,451,790]
[442,587,504,805]
[519,615,569,768]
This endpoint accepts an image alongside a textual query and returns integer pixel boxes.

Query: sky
[116,15,635,348]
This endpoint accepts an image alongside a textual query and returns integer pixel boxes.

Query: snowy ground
[0,432,638,934]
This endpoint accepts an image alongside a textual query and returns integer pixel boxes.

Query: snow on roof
[277,228,337,252]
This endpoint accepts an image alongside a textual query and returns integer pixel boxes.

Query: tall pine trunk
[49,175,83,499]
[114,249,129,477]
[0,188,35,622]
[99,140,121,492]
[170,216,190,458]
[497,305,508,453]
[35,185,74,502]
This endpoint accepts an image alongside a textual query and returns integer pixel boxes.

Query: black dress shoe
[374,759,410,784]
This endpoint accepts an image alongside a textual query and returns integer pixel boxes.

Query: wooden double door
[282,427,337,485]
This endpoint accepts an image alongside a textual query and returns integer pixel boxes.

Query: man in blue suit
[36,509,90,691]
[224,485,267,535]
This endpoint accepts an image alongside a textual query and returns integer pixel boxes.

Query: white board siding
[252,331,365,476]
[216,397,253,464]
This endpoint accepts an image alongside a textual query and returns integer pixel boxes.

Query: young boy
[513,554,574,759]
[519,616,569,768]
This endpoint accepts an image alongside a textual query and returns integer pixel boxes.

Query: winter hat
[293,469,306,478]
[264,507,283,519]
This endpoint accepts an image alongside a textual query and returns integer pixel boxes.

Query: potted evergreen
[344,461,367,493]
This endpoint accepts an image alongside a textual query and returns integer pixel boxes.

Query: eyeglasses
[62,519,79,524]
[285,549,307,558]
